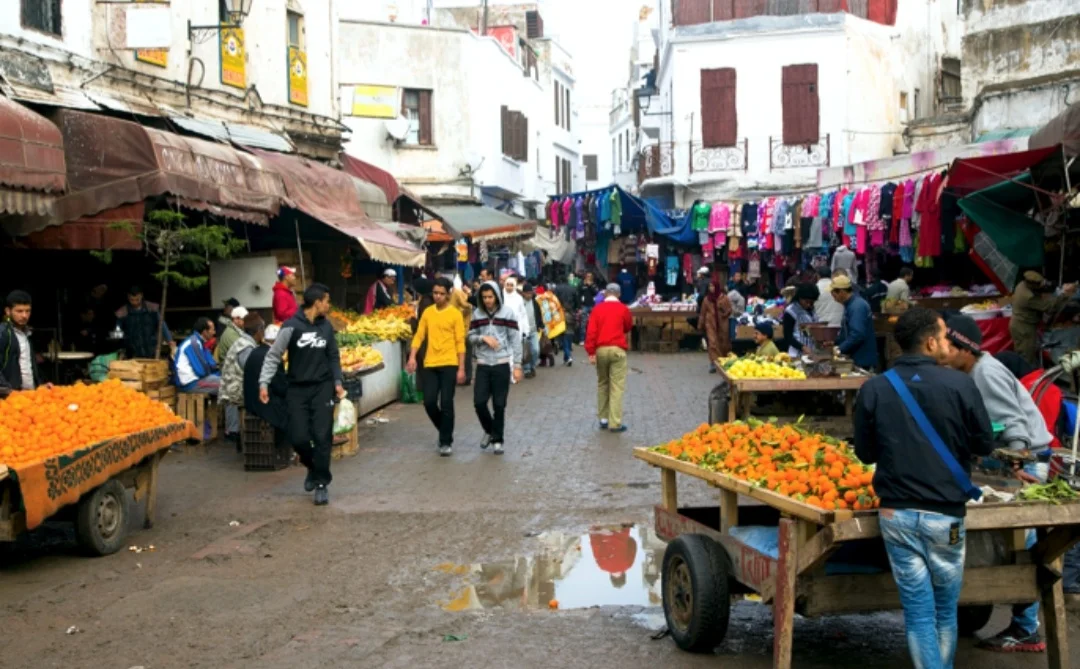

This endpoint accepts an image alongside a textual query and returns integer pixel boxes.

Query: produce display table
[0,420,197,555]
[357,341,403,418]
[634,446,1080,669]
[630,308,697,352]
[717,366,871,422]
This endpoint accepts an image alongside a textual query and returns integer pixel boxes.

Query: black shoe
[304,470,316,492]
[313,485,329,506]
[480,434,492,450]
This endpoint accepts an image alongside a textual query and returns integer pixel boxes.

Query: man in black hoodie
[854,307,994,669]
[259,283,345,506]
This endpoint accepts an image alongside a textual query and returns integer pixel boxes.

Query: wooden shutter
[713,0,735,20]
[521,115,529,162]
[554,82,560,127]
[501,105,510,156]
[526,10,544,38]
[733,0,767,19]
[564,89,571,131]
[418,90,433,145]
[782,63,819,145]
[700,68,736,148]
[674,0,711,26]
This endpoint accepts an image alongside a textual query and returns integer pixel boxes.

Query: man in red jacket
[586,283,633,433]
[272,266,299,324]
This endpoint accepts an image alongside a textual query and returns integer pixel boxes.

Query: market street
[0,351,1075,669]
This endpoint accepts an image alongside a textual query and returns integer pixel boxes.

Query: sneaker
[439,444,453,457]
[566,358,574,367]
[492,442,504,455]
[303,469,316,493]
[977,624,1046,653]
[609,425,629,433]
[313,485,329,506]
[599,420,609,430]
[525,370,536,379]
[480,434,492,449]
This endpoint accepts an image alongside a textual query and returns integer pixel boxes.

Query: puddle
[436,525,665,612]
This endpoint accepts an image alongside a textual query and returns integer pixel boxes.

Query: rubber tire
[74,479,129,557]
[662,533,732,653]
[957,604,994,637]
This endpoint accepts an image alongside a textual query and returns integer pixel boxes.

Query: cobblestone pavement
[1,351,1076,669]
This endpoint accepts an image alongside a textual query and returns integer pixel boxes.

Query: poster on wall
[220,26,246,89]
[350,85,398,118]
[133,0,168,67]
[288,46,308,107]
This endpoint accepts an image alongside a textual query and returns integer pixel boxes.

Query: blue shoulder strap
[884,369,982,502]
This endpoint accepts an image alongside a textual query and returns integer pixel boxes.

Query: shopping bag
[400,370,422,404]
[333,399,358,435]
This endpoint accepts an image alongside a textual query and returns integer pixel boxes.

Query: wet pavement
[1,351,1078,668]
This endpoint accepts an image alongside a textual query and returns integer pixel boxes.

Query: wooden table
[717,366,872,422]
[635,446,1080,669]
[630,308,696,352]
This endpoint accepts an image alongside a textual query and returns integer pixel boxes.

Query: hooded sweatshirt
[468,281,524,368]
[502,285,531,337]
[971,353,1054,450]
[272,281,298,323]
[260,309,341,388]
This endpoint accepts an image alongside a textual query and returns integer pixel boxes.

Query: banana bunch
[341,344,384,372]
[344,315,413,342]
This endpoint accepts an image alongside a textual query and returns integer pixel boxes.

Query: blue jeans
[880,509,966,669]
[1064,540,1080,594]
[558,333,573,362]
[524,333,540,373]
[1011,530,1040,634]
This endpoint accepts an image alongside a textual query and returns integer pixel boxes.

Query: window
[611,137,616,174]
[555,157,572,194]
[583,155,598,181]
[554,82,561,127]
[562,158,572,194]
[402,89,433,145]
[287,11,305,49]
[501,106,528,162]
[526,10,544,39]
[618,136,623,173]
[564,88,571,132]
[781,63,819,146]
[899,91,908,112]
[22,0,61,36]
[700,68,737,148]
[555,156,561,193]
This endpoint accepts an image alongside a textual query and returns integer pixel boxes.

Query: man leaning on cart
[853,307,995,669]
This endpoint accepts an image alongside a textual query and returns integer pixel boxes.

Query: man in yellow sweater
[407,277,467,456]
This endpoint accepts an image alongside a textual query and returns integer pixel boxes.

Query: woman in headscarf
[699,275,733,372]
[783,283,819,357]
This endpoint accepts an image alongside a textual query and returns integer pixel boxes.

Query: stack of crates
[240,410,291,471]
[107,359,176,412]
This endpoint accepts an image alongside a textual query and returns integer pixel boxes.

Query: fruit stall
[634,420,1080,669]
[0,381,197,555]
[329,306,413,416]
[715,355,872,422]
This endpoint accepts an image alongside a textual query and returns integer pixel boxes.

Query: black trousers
[286,382,335,486]
[421,366,458,446]
[464,339,475,384]
[474,363,511,442]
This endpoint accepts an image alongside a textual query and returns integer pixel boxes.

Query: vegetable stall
[329,306,414,416]
[0,381,197,555]
[635,419,1080,669]
[715,355,872,422]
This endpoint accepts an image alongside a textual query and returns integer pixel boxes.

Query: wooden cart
[717,366,872,422]
[0,422,194,556]
[634,447,1080,669]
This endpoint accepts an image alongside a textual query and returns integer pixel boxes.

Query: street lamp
[189,0,255,43]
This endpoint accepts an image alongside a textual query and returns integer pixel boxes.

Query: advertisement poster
[288,46,308,107]
[350,85,398,119]
[220,26,246,89]
[134,0,167,67]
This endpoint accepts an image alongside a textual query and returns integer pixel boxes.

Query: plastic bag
[333,398,357,435]
[89,352,120,383]
[400,370,422,404]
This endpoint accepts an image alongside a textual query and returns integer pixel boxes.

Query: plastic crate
[240,412,290,471]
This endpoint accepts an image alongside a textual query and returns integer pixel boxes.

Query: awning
[48,109,284,230]
[376,221,428,246]
[350,176,392,221]
[1030,104,1080,159]
[422,219,455,244]
[0,96,66,194]
[250,149,425,267]
[18,203,144,251]
[959,174,1045,290]
[339,152,447,223]
[946,146,1063,196]
[434,204,536,241]
[169,114,296,153]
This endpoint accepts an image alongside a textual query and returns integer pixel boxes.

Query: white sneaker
[492,442,504,455]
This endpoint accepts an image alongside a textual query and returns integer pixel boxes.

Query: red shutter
[418,90,432,145]
[713,0,735,20]
[701,68,736,148]
[781,64,819,145]
[674,0,711,27]
[733,0,767,19]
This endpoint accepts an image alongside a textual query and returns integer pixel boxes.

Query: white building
[1,0,344,159]
[338,3,581,218]
[641,1,961,206]
[609,6,661,194]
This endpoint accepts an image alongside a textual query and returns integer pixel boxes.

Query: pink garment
[871,229,885,247]
[899,218,913,247]
[802,193,819,218]
[702,236,714,256]
[902,179,916,219]
[709,202,730,233]
[856,225,867,254]
[866,185,884,233]
[550,199,561,231]
[713,232,727,247]
[560,198,572,226]
[682,254,693,284]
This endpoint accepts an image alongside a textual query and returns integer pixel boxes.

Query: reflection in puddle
[437,525,665,612]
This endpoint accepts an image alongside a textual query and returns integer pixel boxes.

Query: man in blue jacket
[831,274,878,370]
[174,317,220,393]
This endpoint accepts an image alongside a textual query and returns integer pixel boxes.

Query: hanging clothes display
[665,256,679,286]
[691,201,711,231]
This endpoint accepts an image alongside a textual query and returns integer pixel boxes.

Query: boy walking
[468,281,524,454]
[407,277,466,456]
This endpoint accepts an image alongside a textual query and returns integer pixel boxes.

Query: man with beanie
[468,281,524,455]
[944,313,1048,653]
[585,284,633,433]
[752,322,780,358]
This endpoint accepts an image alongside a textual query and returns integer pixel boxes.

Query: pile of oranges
[0,380,184,468]
[654,420,881,511]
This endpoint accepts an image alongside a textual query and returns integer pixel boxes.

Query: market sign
[220,26,246,90]
[350,85,398,119]
[288,46,308,107]
[133,0,168,68]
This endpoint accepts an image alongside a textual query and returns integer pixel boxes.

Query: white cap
[697,267,710,275]
[231,306,249,320]
[264,324,281,342]
[383,268,398,278]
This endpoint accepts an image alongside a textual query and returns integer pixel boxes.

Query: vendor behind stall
[0,290,44,398]
[886,267,915,304]
[783,284,819,357]
[362,268,398,314]
[1010,271,1077,366]
[831,275,878,370]
[116,286,175,359]
[752,323,780,358]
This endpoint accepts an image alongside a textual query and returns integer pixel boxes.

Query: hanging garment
[575,197,586,239]
[610,190,623,234]
[890,181,905,245]
[702,235,714,257]
[665,256,679,286]
[607,237,623,265]
[709,202,730,234]
[748,251,761,279]
[807,215,823,248]
[902,179,916,220]
[691,201,712,231]
[916,172,943,257]
[561,198,573,230]
[682,254,694,285]
[545,199,555,230]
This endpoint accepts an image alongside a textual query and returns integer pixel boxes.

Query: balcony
[690,139,748,173]
[638,142,675,183]
[769,134,831,170]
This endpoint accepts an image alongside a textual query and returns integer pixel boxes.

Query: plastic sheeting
[522,227,576,264]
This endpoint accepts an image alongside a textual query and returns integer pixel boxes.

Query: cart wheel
[957,605,993,637]
[74,479,128,557]
[662,534,731,652]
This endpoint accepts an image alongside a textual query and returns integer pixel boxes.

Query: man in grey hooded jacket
[468,281,524,455]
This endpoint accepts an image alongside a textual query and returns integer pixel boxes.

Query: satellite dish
[385,117,410,142]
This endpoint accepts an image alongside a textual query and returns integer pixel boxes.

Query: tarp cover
[251,149,425,267]
[0,96,66,194]
[522,226,576,265]
[947,146,1062,196]
[434,204,536,241]
[49,110,284,228]
[1030,104,1080,159]
[959,174,1045,289]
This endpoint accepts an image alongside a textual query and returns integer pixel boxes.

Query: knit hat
[605,283,622,296]
[946,315,983,353]
[796,283,820,301]
[754,322,773,339]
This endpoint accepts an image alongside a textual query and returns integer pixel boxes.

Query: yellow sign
[288,46,308,107]
[351,85,398,119]
[220,26,246,89]
[134,0,167,67]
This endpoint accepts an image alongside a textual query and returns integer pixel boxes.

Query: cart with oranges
[0,381,197,556]
[634,431,1080,669]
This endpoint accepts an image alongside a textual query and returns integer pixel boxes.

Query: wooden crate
[331,424,359,460]
[178,393,219,444]
[108,358,169,383]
